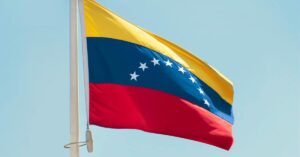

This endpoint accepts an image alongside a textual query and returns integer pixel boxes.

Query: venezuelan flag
[84,0,234,150]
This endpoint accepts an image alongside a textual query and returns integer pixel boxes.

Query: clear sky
[0,0,299,156]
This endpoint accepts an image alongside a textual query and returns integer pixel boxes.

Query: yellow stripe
[83,0,234,104]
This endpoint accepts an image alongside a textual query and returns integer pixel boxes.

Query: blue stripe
[87,37,234,124]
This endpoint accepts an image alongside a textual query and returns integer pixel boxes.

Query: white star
[165,60,173,67]
[130,71,139,81]
[197,88,205,94]
[139,62,148,71]
[178,66,186,74]
[151,58,160,66]
[189,76,196,83]
[204,99,210,107]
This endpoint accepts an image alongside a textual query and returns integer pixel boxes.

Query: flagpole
[70,0,79,156]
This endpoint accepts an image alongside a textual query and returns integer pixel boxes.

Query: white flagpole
[70,0,79,156]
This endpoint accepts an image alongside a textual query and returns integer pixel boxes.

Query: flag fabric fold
[84,0,234,150]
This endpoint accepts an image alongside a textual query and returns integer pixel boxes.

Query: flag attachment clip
[64,129,93,153]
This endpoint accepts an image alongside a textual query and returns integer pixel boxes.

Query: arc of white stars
[189,76,196,83]
[151,58,160,66]
[130,71,139,81]
[139,62,148,71]
[165,60,173,67]
[178,66,185,74]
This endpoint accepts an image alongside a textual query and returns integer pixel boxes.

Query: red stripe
[89,83,233,150]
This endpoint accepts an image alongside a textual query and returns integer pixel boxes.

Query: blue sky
[0,0,299,157]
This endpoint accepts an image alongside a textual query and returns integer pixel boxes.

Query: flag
[83,0,234,150]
